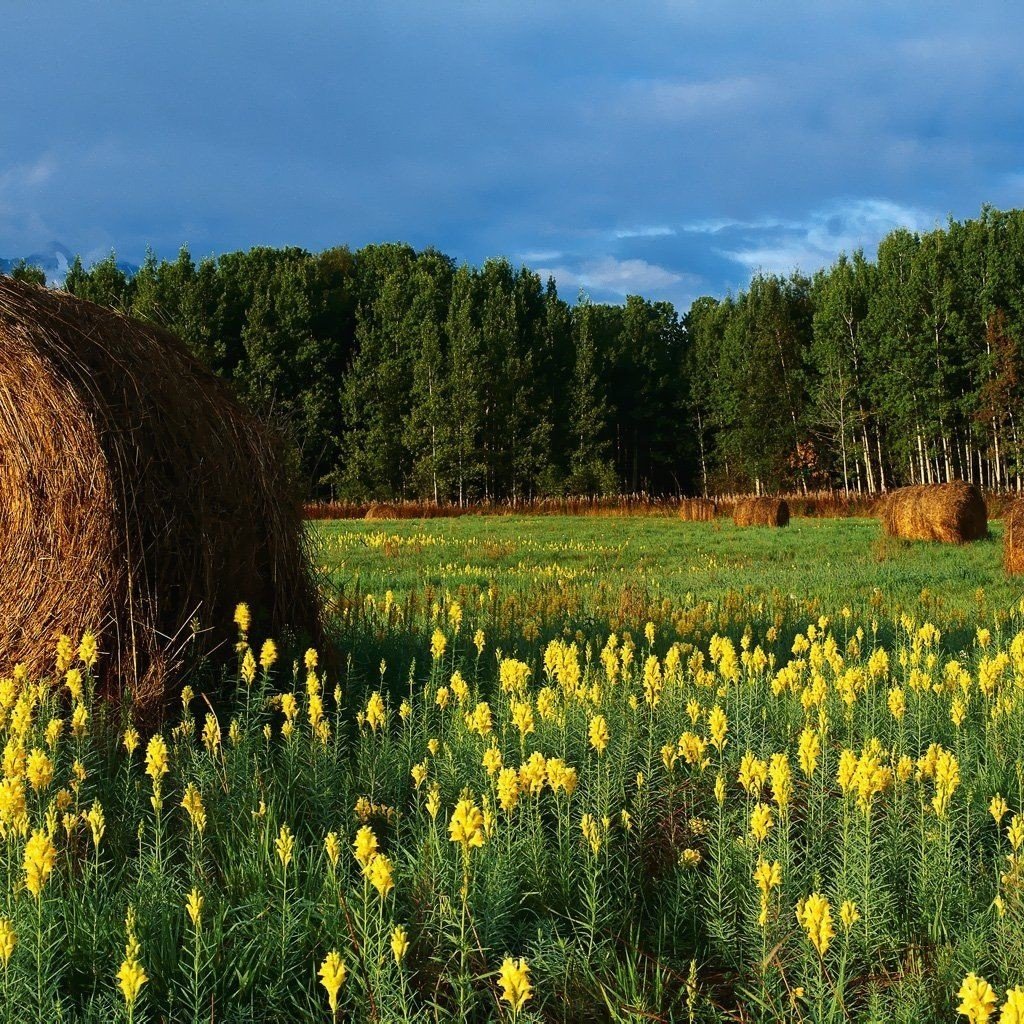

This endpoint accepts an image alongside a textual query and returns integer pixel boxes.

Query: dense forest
[8,205,1024,500]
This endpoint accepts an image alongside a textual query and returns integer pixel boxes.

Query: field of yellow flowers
[2,516,1024,1022]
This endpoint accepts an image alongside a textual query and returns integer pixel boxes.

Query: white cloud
[712,197,939,275]
[518,249,564,262]
[536,255,693,296]
[612,225,676,239]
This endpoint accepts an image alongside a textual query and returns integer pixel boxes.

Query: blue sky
[2,2,1024,309]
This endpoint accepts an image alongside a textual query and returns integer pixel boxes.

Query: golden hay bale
[0,278,318,717]
[678,498,717,522]
[1004,500,1024,574]
[364,503,399,520]
[880,481,987,544]
[733,497,790,528]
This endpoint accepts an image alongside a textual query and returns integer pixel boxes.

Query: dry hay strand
[1004,499,1024,574]
[678,498,717,522]
[733,497,790,528]
[880,481,987,544]
[0,277,319,719]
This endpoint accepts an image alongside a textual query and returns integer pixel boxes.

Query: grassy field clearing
[3,514,1024,1022]
[318,516,1020,656]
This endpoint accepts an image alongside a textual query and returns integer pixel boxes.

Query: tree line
[8,205,1024,499]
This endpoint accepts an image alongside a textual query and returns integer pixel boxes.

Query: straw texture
[733,497,790,528]
[880,481,987,544]
[0,278,318,718]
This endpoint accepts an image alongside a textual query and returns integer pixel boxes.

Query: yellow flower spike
[990,795,1009,827]
[86,800,106,850]
[275,824,294,870]
[202,714,221,755]
[55,634,75,674]
[714,774,727,806]
[181,784,207,834]
[580,813,602,855]
[932,749,960,819]
[497,768,520,812]
[449,797,486,851]
[426,784,442,819]
[498,957,532,1018]
[738,752,767,797]
[769,753,791,810]
[391,924,410,964]
[450,672,469,704]
[1008,815,1024,852]
[430,629,447,660]
[259,639,278,671]
[318,950,348,1014]
[708,705,728,751]
[482,745,503,777]
[364,692,387,732]
[465,701,493,736]
[70,703,89,739]
[26,748,54,792]
[519,752,547,795]
[753,859,782,895]
[840,899,860,931]
[44,718,64,750]
[510,700,534,737]
[957,972,997,1024]
[24,828,56,898]
[145,735,169,782]
[234,603,252,634]
[241,649,257,686]
[588,714,610,755]
[185,888,204,930]
[749,803,773,843]
[324,831,341,868]
[122,727,140,757]
[0,918,15,966]
[117,956,148,1010]
[78,630,99,669]
[354,825,379,868]
[796,893,835,958]
[1000,987,1024,1024]
[365,853,395,898]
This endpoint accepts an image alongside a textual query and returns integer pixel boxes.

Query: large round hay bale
[0,278,318,716]
[678,498,717,522]
[733,497,789,528]
[1004,499,1024,574]
[364,503,399,520]
[880,481,987,543]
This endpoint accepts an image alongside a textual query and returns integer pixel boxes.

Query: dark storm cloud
[2,1,1024,307]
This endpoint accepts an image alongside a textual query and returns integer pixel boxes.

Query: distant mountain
[0,243,138,284]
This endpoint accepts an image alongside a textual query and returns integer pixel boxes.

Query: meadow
[2,514,1024,1022]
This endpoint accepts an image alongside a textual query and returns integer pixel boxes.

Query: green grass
[316,515,1020,628]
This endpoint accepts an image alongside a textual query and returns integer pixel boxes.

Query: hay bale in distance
[364,503,399,520]
[733,497,790,528]
[678,498,717,522]
[0,278,318,717]
[880,481,987,544]
[1004,500,1024,574]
